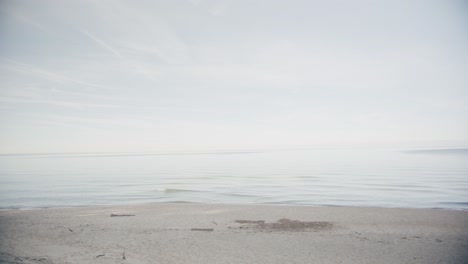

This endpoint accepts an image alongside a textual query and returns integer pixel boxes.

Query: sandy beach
[0,203,467,264]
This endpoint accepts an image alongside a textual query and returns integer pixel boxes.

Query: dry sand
[0,203,467,264]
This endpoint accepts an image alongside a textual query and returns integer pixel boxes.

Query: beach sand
[1,203,467,264]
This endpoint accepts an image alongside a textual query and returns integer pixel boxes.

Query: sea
[0,148,467,210]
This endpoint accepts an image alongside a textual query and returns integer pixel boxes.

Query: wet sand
[1,203,467,263]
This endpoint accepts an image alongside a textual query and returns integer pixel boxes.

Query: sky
[0,0,467,153]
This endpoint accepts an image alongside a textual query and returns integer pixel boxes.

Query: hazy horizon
[1,0,467,153]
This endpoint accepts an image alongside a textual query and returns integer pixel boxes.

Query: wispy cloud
[77,27,164,80]
[0,97,119,110]
[0,58,110,90]
[78,28,122,58]
[1,7,52,34]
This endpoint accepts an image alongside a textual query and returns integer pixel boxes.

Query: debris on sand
[235,218,333,232]
[191,228,214,231]
[235,220,265,224]
[110,214,135,217]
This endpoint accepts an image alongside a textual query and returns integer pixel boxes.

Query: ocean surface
[0,148,467,210]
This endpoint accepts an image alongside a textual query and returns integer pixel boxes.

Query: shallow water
[0,148,467,209]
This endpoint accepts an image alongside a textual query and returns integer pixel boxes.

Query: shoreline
[2,201,468,212]
[1,203,467,263]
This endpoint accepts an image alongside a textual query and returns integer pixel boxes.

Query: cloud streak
[0,58,111,90]
[78,28,123,58]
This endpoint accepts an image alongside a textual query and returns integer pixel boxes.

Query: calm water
[0,148,467,210]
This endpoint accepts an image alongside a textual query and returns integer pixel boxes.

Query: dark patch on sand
[110,213,135,217]
[235,218,333,232]
[235,220,265,224]
[0,252,54,264]
[191,228,214,231]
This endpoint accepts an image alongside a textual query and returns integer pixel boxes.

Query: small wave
[438,201,468,206]
[404,148,468,155]
[161,200,199,204]
[155,188,204,193]
[221,193,260,198]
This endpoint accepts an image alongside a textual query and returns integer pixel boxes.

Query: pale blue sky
[1,0,467,153]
